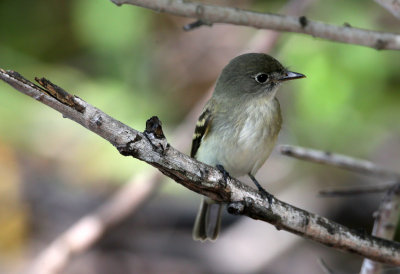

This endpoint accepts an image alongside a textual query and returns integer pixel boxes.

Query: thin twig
[279,145,400,180]
[360,184,400,274]
[319,182,398,197]
[110,0,400,50]
[2,70,400,265]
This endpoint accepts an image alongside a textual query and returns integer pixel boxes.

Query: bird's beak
[279,71,306,82]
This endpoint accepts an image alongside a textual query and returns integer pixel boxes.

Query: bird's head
[214,53,305,101]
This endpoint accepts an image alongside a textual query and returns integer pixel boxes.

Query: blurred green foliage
[283,38,400,155]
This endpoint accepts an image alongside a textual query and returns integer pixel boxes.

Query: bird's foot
[248,174,274,204]
[216,164,230,182]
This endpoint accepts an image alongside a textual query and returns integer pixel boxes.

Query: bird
[191,53,305,241]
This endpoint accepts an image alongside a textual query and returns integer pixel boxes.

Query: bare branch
[2,70,400,265]
[319,182,398,197]
[280,145,400,180]
[110,0,400,51]
[360,184,400,274]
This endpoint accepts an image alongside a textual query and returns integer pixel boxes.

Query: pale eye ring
[255,73,269,84]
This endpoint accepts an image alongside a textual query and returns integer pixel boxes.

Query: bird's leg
[248,173,274,204]
[216,164,230,182]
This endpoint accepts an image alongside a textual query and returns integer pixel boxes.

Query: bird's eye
[255,73,269,84]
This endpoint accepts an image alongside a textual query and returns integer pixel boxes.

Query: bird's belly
[195,98,281,178]
[196,115,276,178]
[225,119,275,177]
[222,142,273,177]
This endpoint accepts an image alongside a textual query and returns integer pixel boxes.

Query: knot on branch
[117,134,142,157]
[375,39,388,50]
[299,16,308,28]
[92,113,103,127]
[227,201,245,215]
[144,116,168,153]
[227,197,256,215]
[145,116,165,139]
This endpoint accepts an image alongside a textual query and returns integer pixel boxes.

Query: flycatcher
[191,53,305,241]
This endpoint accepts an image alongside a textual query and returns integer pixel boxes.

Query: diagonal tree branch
[1,69,400,265]
[110,0,400,51]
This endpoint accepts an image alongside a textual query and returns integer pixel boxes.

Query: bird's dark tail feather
[193,197,222,242]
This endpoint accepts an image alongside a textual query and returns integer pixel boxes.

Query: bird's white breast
[196,97,281,178]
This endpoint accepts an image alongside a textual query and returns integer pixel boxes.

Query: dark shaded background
[1,0,400,273]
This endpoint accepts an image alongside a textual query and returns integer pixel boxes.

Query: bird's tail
[192,197,222,242]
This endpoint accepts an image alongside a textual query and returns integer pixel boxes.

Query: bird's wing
[190,102,214,158]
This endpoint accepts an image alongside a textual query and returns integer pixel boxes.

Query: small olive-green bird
[191,53,305,241]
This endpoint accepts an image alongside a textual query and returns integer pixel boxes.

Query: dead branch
[280,145,400,180]
[319,182,398,197]
[360,185,400,274]
[110,0,400,51]
[2,70,400,265]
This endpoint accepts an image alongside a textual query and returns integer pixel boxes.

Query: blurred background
[1,0,400,273]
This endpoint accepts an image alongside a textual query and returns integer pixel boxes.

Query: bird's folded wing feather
[191,102,214,158]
